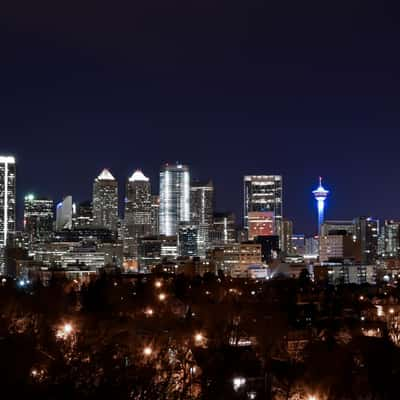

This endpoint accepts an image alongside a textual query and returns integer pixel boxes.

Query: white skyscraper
[0,156,16,266]
[124,170,152,257]
[159,163,190,236]
[56,196,73,231]
[93,169,119,231]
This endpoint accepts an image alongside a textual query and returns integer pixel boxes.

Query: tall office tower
[124,170,152,257]
[190,180,214,226]
[93,169,119,231]
[281,219,293,255]
[191,180,214,256]
[150,195,160,235]
[381,220,400,258]
[0,156,16,268]
[244,175,283,241]
[178,223,199,257]
[210,212,236,245]
[73,200,94,228]
[24,194,53,241]
[312,177,329,235]
[354,217,379,264]
[56,196,73,231]
[159,163,190,236]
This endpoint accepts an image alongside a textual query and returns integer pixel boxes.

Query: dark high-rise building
[150,195,160,236]
[92,169,118,231]
[124,170,152,257]
[281,219,293,255]
[244,175,283,241]
[24,194,53,241]
[159,163,190,236]
[0,156,16,262]
[321,220,355,237]
[354,217,379,264]
[190,180,214,226]
[191,180,214,257]
[178,223,198,257]
[210,212,236,246]
[138,236,163,270]
[73,200,94,228]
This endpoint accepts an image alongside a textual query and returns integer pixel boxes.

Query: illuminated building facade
[244,175,283,240]
[124,170,152,257]
[178,223,199,257]
[247,211,275,240]
[56,196,73,231]
[0,156,16,269]
[24,194,53,241]
[150,195,160,235]
[191,180,214,256]
[159,163,190,236]
[92,169,119,231]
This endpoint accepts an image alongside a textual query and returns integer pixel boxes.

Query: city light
[155,280,162,288]
[145,308,154,316]
[233,377,246,391]
[194,333,204,344]
[56,322,74,339]
[158,293,166,301]
[308,396,318,400]
[143,346,153,356]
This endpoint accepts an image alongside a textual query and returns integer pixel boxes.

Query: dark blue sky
[1,0,400,234]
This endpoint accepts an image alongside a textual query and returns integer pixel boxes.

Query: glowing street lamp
[143,346,153,356]
[145,308,154,316]
[155,280,162,288]
[194,332,206,347]
[158,293,166,301]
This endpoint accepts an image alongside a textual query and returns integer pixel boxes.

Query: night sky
[1,0,400,235]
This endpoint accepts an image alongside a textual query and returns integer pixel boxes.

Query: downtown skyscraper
[24,194,54,241]
[244,175,283,241]
[92,169,119,231]
[0,156,16,267]
[191,180,214,256]
[124,170,152,257]
[159,163,190,236]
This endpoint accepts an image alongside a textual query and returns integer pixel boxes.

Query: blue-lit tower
[312,177,329,235]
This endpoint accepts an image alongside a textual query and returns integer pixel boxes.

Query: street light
[233,377,246,391]
[194,332,204,345]
[145,308,154,316]
[158,293,166,301]
[143,346,153,356]
[308,395,318,400]
[155,280,162,288]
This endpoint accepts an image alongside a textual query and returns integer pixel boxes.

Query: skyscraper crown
[129,170,149,182]
[97,168,115,181]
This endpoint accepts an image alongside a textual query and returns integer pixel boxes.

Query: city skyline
[0,156,388,236]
